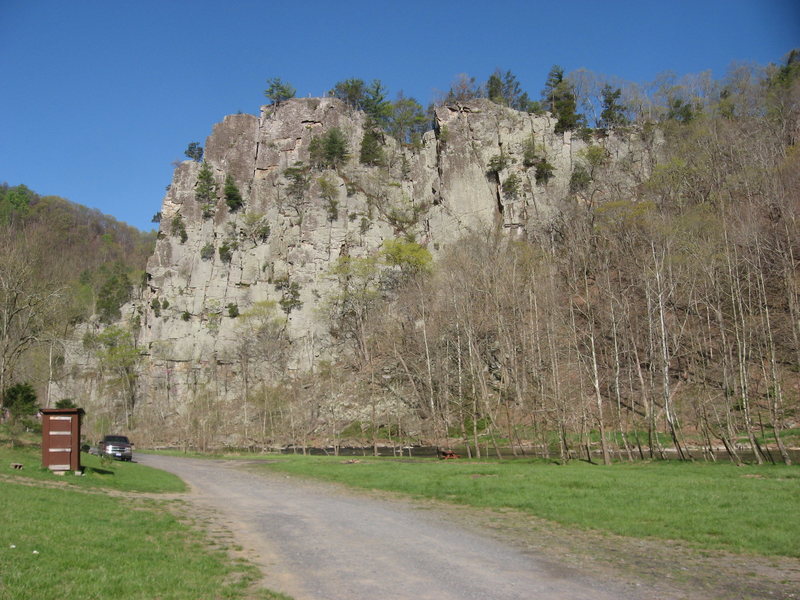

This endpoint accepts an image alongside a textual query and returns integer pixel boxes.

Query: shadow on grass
[85,466,115,475]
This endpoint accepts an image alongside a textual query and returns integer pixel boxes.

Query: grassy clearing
[0,443,289,600]
[251,455,800,558]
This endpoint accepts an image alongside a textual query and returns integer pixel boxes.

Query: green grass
[0,445,186,493]
[251,455,800,558]
[739,426,800,448]
[0,444,289,600]
[0,482,285,600]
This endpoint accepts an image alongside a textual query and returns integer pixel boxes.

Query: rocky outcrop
[58,97,657,438]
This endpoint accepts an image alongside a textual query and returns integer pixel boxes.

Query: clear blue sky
[1,0,797,232]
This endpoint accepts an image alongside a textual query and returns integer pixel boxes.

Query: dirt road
[138,454,646,600]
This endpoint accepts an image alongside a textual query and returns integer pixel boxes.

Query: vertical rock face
[59,97,656,436]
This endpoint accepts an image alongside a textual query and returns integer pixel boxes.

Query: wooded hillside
[0,184,155,409]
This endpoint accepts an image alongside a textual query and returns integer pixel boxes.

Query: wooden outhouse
[39,408,85,472]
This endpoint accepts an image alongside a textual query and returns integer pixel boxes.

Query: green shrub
[200,243,215,260]
[577,126,595,142]
[534,159,555,184]
[2,383,37,419]
[284,162,310,200]
[279,282,302,314]
[570,165,591,193]
[487,153,512,174]
[273,275,289,291]
[502,173,521,199]
[95,264,133,323]
[170,214,188,243]
[318,176,339,221]
[522,138,539,168]
[255,223,270,241]
[218,243,233,263]
[243,212,271,242]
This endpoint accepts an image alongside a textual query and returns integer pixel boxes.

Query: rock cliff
[58,97,657,439]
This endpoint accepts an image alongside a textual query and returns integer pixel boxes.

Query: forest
[0,185,155,418]
[2,52,798,464]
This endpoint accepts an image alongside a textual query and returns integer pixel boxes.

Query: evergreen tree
[542,65,565,111]
[96,263,132,323]
[224,174,243,212]
[359,129,385,166]
[329,78,367,109]
[363,80,393,127]
[666,97,695,122]
[599,85,628,128]
[487,71,504,105]
[264,78,296,104]
[2,382,37,419]
[388,94,428,146]
[284,162,310,198]
[184,142,203,162]
[310,128,349,169]
[487,69,532,112]
[323,128,349,168]
[330,78,392,128]
[541,65,584,134]
[195,162,217,217]
[768,47,800,89]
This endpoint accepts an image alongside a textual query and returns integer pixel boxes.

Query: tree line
[262,54,781,145]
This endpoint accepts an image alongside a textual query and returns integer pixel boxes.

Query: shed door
[47,415,74,470]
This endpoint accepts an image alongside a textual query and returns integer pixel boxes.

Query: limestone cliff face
[59,98,656,436]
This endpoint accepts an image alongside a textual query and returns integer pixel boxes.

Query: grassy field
[0,444,289,600]
[249,454,800,558]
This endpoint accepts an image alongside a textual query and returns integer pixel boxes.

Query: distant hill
[0,183,155,282]
[0,184,156,404]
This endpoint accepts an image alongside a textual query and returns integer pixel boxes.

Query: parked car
[100,435,133,461]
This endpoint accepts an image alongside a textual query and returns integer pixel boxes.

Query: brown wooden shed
[39,408,85,472]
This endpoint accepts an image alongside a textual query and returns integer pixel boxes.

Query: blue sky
[1,0,797,232]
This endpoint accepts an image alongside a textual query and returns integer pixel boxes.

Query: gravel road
[138,454,645,600]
